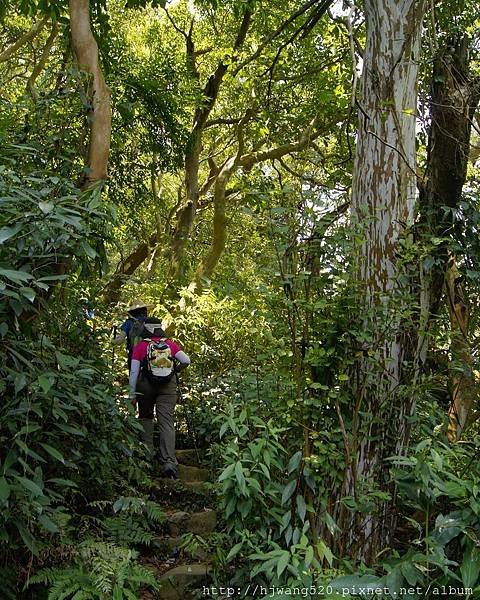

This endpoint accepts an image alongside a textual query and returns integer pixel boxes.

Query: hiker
[128,317,190,478]
[113,299,153,370]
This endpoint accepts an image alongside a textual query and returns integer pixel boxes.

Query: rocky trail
[140,449,219,599]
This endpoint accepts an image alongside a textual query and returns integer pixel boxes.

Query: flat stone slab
[151,478,213,509]
[167,510,217,536]
[157,563,209,600]
[178,463,210,483]
[168,511,189,526]
[182,480,209,491]
[176,449,204,466]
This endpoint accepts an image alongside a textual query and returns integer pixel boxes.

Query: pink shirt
[131,337,182,362]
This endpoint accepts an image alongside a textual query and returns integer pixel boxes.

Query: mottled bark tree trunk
[342,0,425,563]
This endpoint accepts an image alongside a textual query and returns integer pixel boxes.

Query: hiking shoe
[162,465,178,480]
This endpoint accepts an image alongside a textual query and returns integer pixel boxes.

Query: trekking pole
[175,368,201,465]
[111,325,117,370]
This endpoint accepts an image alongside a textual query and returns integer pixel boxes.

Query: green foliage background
[1,0,480,598]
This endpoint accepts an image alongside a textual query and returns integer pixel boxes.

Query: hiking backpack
[143,338,175,384]
[127,317,146,352]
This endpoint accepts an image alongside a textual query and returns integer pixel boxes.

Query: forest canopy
[1,0,480,598]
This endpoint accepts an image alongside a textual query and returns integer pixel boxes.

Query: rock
[167,510,217,536]
[168,511,190,524]
[157,563,209,600]
[176,449,204,466]
[182,480,209,492]
[185,510,217,535]
[178,463,210,483]
[151,478,212,509]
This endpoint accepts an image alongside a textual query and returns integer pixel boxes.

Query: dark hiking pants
[136,375,177,470]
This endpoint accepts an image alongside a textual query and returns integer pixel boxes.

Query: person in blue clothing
[113,299,153,370]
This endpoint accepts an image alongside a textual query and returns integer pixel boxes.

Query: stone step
[151,478,212,507]
[167,510,217,536]
[176,449,204,466]
[182,480,209,492]
[157,563,209,600]
[178,463,210,483]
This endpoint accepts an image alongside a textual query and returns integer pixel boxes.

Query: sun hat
[126,299,154,313]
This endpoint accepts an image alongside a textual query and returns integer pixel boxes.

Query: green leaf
[47,478,77,488]
[461,543,480,588]
[38,275,68,282]
[0,268,32,283]
[226,542,243,561]
[277,551,290,577]
[39,443,65,464]
[305,545,314,568]
[385,569,405,597]
[324,511,340,535]
[15,439,45,463]
[296,494,306,522]
[38,201,54,214]
[287,450,302,474]
[38,514,59,533]
[218,462,235,482]
[235,461,246,495]
[17,423,41,436]
[0,224,21,243]
[259,463,270,480]
[37,374,53,394]
[14,475,43,497]
[432,513,464,545]
[113,498,125,512]
[317,539,334,566]
[0,477,11,503]
[219,421,229,438]
[19,287,35,302]
[56,424,85,436]
[80,240,97,258]
[400,561,421,586]
[281,480,296,505]
[17,523,38,555]
[2,450,17,475]
[14,374,27,394]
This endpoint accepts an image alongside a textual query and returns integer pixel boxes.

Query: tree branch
[232,0,326,76]
[205,117,242,128]
[171,8,253,281]
[27,22,60,99]
[0,17,48,63]
[239,116,322,170]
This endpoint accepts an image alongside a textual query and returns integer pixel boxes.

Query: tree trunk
[343,0,425,563]
[170,10,252,282]
[192,157,235,292]
[103,231,157,304]
[417,37,480,441]
[446,257,476,442]
[69,0,111,184]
